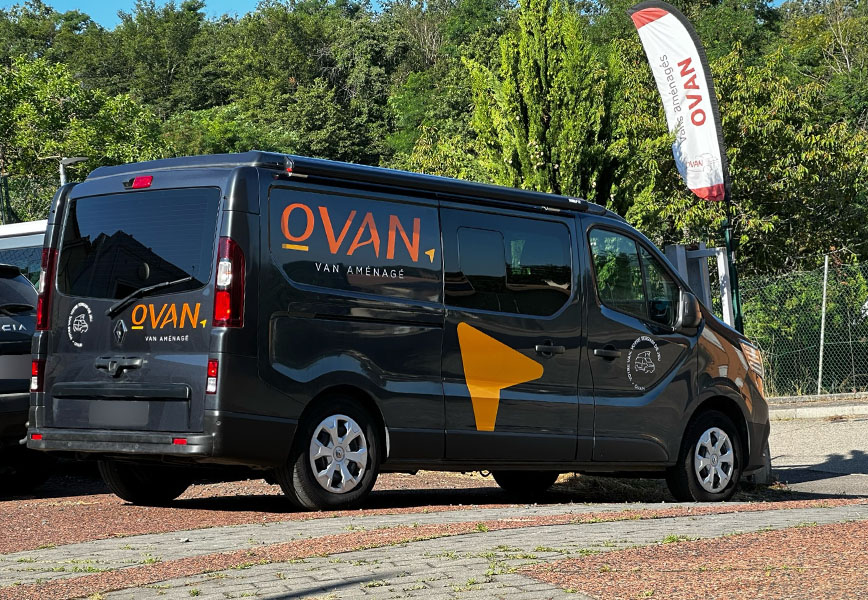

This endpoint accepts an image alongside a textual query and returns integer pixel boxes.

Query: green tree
[611,42,868,274]
[111,0,210,117]
[463,0,615,200]
[779,0,868,126]
[0,57,166,219]
[0,0,95,66]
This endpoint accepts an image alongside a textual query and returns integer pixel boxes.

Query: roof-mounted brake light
[123,175,153,189]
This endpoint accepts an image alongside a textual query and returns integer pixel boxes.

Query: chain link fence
[742,259,868,398]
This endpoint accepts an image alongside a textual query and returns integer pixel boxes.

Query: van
[27,152,769,509]
[0,264,52,493]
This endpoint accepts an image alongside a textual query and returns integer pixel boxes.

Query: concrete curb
[769,403,868,421]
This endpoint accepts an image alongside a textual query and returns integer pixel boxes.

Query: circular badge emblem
[67,302,94,348]
[626,335,662,392]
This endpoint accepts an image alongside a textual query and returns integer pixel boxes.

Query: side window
[453,228,507,312]
[445,213,572,317]
[589,229,647,320]
[269,187,442,302]
[641,247,680,327]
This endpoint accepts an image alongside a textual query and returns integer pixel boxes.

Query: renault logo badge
[113,319,128,344]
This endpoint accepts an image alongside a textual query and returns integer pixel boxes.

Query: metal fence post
[817,254,829,395]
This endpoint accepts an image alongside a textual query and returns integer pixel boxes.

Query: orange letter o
[131,304,146,327]
[281,203,315,242]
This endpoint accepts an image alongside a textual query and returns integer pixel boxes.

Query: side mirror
[678,291,702,329]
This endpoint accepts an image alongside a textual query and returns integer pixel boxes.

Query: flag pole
[723,189,743,332]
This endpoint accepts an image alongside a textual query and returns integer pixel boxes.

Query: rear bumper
[26,409,296,468]
[25,427,214,456]
[0,392,29,448]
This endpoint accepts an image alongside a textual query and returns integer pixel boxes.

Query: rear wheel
[97,460,191,505]
[492,470,559,498]
[666,410,743,502]
[276,398,380,510]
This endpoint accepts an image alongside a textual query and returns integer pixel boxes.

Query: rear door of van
[43,185,220,434]
[260,181,445,463]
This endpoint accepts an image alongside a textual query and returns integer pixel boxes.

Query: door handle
[95,356,143,377]
[535,342,566,356]
[593,347,622,360]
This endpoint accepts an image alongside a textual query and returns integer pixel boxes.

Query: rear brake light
[172,438,187,445]
[31,433,43,441]
[36,248,57,330]
[31,359,45,392]
[131,176,153,189]
[212,237,244,327]
[206,359,218,394]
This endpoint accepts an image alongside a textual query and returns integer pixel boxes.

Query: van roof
[86,151,625,221]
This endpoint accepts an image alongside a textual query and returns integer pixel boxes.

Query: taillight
[36,248,57,330]
[31,359,45,392]
[206,359,218,394]
[212,237,245,327]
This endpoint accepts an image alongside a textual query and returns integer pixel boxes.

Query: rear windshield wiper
[106,276,194,318]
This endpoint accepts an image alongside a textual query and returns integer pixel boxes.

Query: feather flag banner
[628,1,729,202]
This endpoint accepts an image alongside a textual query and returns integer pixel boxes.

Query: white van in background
[0,220,47,284]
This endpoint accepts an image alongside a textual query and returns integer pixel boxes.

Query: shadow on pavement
[771,449,868,496]
[167,475,843,514]
[6,461,861,509]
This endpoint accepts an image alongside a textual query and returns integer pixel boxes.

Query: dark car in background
[0,264,51,494]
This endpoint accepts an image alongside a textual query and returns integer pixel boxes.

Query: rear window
[0,268,37,307]
[57,188,220,300]
[0,247,41,284]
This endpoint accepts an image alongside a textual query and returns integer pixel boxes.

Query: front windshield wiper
[106,276,194,318]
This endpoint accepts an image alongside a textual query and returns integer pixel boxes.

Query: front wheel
[276,398,380,510]
[666,410,743,502]
[98,460,191,505]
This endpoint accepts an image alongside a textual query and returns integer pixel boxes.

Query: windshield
[57,188,220,300]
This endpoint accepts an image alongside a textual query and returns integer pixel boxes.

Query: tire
[0,447,54,496]
[98,460,191,505]
[492,470,559,498]
[666,410,743,502]
[276,398,381,511]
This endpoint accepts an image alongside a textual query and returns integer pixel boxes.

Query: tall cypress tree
[465,0,614,200]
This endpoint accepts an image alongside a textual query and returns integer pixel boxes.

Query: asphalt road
[770,415,868,496]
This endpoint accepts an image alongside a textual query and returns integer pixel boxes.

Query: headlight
[740,341,764,379]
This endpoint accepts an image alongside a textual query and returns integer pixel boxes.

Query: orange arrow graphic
[457,322,544,432]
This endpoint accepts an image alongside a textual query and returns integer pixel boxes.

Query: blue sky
[4,1,262,28]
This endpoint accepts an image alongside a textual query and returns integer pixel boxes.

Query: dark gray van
[0,264,52,493]
[27,152,769,509]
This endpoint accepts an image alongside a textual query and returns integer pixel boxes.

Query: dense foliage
[1,0,867,275]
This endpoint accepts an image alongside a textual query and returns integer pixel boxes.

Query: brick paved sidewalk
[2,500,865,600]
